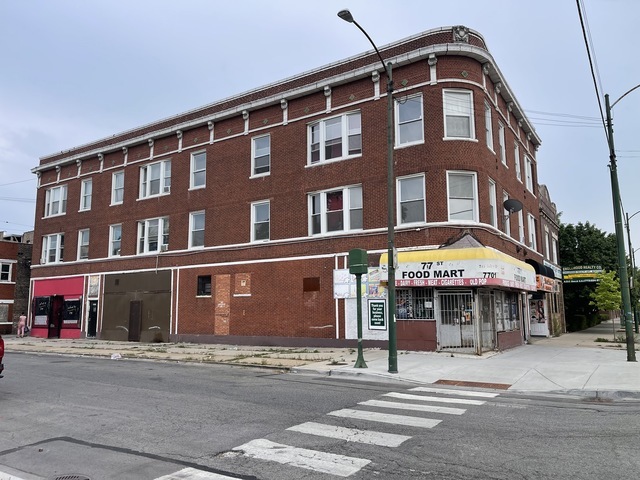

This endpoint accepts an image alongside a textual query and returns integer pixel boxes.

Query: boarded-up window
[197,275,212,296]
[303,277,320,292]
[235,273,251,295]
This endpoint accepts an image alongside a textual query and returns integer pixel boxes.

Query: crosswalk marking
[328,408,442,428]
[410,386,500,398]
[233,438,370,477]
[384,393,486,406]
[360,398,466,415]
[155,467,241,479]
[287,421,411,447]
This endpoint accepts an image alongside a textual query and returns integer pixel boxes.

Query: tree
[590,270,621,312]
[559,221,619,330]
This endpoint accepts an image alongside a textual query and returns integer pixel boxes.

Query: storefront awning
[379,247,537,291]
[525,259,556,292]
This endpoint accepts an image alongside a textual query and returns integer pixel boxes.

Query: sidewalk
[4,319,640,398]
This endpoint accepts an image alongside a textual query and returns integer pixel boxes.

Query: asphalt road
[1,352,639,479]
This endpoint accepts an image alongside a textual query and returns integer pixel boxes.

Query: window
[447,172,478,221]
[495,291,520,332]
[524,155,534,192]
[309,112,361,164]
[396,288,434,319]
[251,201,270,241]
[443,90,474,139]
[544,227,550,260]
[514,145,522,181]
[77,229,90,260]
[109,224,122,257]
[488,179,497,227]
[138,217,169,254]
[112,171,124,205]
[0,263,11,282]
[80,179,92,211]
[498,123,506,165]
[252,135,270,176]
[398,175,425,225]
[517,210,525,243]
[197,275,212,296]
[484,102,493,151]
[189,211,205,248]
[140,160,171,198]
[190,152,206,189]
[528,214,538,251]
[396,94,424,146]
[552,234,559,263]
[309,185,363,234]
[42,233,64,264]
[44,185,67,217]
[502,191,511,236]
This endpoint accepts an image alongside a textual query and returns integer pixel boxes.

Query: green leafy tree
[590,270,621,312]
[559,221,619,330]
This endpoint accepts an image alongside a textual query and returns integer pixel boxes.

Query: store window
[495,291,520,332]
[396,288,435,319]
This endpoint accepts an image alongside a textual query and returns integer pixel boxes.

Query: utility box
[348,249,369,275]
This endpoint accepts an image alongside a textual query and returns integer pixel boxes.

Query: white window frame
[502,191,511,237]
[484,102,493,151]
[111,171,124,205]
[488,179,497,227]
[0,262,12,282]
[395,94,424,147]
[42,233,64,264]
[517,210,525,244]
[514,144,522,182]
[251,201,270,242]
[139,159,171,199]
[443,89,475,139]
[498,122,507,165]
[190,151,206,189]
[552,234,559,264]
[189,211,205,249]
[397,174,426,226]
[447,171,479,222]
[528,213,538,251]
[44,185,67,218]
[80,179,92,211]
[251,134,271,177]
[109,224,122,257]
[137,217,169,254]
[309,185,363,235]
[544,226,550,260]
[308,111,361,165]
[77,229,90,260]
[524,155,534,192]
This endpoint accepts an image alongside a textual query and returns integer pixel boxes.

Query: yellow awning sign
[379,247,536,291]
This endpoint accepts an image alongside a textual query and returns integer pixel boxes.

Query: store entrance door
[437,290,475,352]
[87,300,98,337]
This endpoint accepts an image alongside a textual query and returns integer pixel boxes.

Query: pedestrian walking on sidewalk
[17,312,27,337]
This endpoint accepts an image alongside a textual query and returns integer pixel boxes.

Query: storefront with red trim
[31,277,84,339]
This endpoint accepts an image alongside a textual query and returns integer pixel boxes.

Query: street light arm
[611,83,640,109]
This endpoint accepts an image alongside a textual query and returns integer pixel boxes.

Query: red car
[0,333,4,377]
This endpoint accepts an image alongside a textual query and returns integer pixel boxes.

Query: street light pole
[606,92,636,361]
[625,211,640,333]
[338,9,397,373]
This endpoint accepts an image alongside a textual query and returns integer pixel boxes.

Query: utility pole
[606,93,636,361]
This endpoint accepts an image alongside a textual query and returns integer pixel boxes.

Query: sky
[1,0,639,252]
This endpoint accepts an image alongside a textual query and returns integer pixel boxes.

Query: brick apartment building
[0,232,33,334]
[29,25,559,353]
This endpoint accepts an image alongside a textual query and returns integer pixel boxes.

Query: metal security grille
[437,290,475,352]
[478,290,495,351]
[396,288,434,320]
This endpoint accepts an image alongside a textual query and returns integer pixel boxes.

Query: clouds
[0,0,639,245]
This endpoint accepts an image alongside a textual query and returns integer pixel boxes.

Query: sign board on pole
[368,299,387,330]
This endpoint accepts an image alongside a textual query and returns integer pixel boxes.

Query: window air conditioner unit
[160,244,168,252]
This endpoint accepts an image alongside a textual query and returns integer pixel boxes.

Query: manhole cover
[49,475,91,480]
